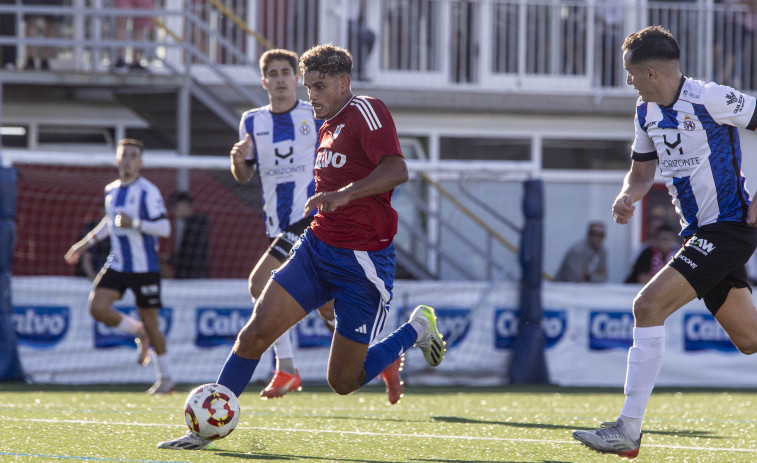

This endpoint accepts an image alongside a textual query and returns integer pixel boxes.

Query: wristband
[132,218,142,230]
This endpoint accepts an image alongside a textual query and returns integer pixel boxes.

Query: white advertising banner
[10,277,757,387]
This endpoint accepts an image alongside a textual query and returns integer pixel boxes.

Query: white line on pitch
[7,417,757,454]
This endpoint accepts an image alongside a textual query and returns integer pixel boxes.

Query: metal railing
[0,1,753,92]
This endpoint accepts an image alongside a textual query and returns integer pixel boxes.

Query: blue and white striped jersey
[632,77,757,236]
[102,177,168,273]
[239,100,323,238]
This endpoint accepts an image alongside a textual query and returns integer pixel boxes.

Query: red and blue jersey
[310,96,403,251]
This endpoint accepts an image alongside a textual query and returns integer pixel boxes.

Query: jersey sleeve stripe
[747,107,757,131]
[351,98,383,131]
[631,150,658,162]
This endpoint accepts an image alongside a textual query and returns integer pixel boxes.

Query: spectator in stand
[112,0,154,72]
[347,0,375,81]
[22,0,66,70]
[554,221,608,283]
[168,190,210,279]
[0,0,17,69]
[625,223,679,284]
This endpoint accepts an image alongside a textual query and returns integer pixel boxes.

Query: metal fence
[0,1,754,91]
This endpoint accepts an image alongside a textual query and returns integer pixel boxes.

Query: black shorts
[94,268,162,308]
[670,221,757,314]
[266,216,314,261]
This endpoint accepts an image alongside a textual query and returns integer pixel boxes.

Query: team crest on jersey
[683,115,696,131]
[299,120,311,135]
[333,124,345,139]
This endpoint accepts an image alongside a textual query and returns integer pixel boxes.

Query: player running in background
[229,48,402,402]
[158,43,445,451]
[64,138,174,395]
[573,26,757,459]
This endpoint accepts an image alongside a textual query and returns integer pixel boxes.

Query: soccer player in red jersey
[158,44,446,451]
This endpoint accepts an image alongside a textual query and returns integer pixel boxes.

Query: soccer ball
[184,383,241,440]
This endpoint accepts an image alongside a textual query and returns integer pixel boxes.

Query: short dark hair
[299,43,353,77]
[118,138,144,154]
[622,25,680,65]
[168,190,193,208]
[259,48,298,76]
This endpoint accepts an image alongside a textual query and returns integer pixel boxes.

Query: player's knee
[734,337,757,355]
[631,292,657,324]
[327,372,360,395]
[233,324,270,358]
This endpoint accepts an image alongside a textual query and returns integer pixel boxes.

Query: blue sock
[362,323,418,386]
[216,351,260,397]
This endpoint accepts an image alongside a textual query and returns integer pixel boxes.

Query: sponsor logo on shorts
[589,311,634,350]
[678,254,698,269]
[295,311,333,348]
[141,284,160,296]
[687,236,715,255]
[13,305,69,348]
[95,307,172,349]
[195,308,252,347]
[494,308,567,349]
[683,313,737,352]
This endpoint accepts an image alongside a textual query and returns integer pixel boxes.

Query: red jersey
[310,95,403,251]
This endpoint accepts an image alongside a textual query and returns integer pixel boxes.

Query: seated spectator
[168,191,210,278]
[625,223,679,284]
[554,221,608,283]
[23,0,66,71]
[113,0,154,72]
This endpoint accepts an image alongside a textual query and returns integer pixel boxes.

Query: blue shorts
[272,230,395,344]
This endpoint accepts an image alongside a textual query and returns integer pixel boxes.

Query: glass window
[439,137,530,161]
[542,138,631,170]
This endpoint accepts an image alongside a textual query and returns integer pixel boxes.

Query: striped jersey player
[632,76,757,236]
[239,99,323,238]
[573,26,757,460]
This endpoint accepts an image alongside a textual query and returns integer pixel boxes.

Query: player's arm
[64,215,108,265]
[612,159,657,225]
[304,155,407,215]
[230,134,255,183]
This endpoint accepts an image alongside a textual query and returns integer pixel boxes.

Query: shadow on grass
[216,452,533,463]
[432,415,720,438]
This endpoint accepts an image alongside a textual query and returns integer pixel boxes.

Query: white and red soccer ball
[184,383,241,440]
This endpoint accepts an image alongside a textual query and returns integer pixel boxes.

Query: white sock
[273,330,295,374]
[619,325,666,439]
[154,353,172,380]
[116,315,142,336]
[409,319,424,341]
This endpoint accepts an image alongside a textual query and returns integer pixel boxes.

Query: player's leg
[132,272,174,394]
[574,265,695,457]
[216,279,309,397]
[324,242,445,395]
[248,250,303,397]
[158,239,323,451]
[88,268,151,365]
[714,286,757,354]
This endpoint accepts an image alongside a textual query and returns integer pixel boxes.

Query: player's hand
[64,245,83,265]
[748,200,757,226]
[612,194,635,224]
[304,190,350,216]
[230,134,251,163]
[115,212,133,228]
